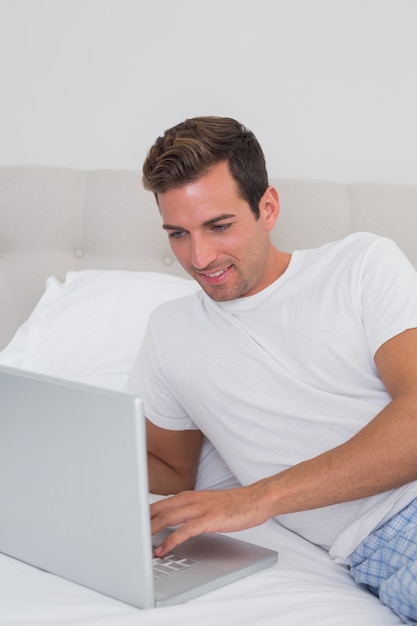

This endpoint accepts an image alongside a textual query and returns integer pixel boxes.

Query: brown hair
[142,116,269,218]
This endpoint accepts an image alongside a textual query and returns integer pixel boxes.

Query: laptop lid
[0,365,277,608]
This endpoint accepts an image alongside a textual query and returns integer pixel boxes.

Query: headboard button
[74,248,84,259]
[162,255,173,266]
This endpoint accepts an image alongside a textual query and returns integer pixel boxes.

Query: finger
[151,499,206,535]
[150,492,206,532]
[150,490,195,518]
[153,522,202,557]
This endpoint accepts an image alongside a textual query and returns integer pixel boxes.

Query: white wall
[0,0,416,184]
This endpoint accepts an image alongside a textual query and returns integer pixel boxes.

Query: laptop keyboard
[152,552,198,580]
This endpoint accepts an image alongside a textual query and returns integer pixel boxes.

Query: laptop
[0,365,278,608]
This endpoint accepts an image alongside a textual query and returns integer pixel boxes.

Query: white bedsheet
[0,517,401,626]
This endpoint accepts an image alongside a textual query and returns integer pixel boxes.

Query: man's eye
[169,231,186,239]
[212,223,231,232]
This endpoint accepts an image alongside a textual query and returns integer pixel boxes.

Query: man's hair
[142,116,269,218]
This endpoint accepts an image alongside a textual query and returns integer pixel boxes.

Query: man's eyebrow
[162,223,183,231]
[202,213,236,226]
[162,213,236,230]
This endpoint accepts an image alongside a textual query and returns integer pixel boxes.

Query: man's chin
[197,281,247,302]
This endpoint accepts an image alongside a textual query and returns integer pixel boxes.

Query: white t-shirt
[126,233,417,562]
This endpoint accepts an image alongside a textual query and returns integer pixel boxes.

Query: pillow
[0,270,198,389]
[0,270,239,491]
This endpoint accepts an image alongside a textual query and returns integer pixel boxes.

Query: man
[126,116,417,623]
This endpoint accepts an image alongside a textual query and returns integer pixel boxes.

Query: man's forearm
[146,419,203,496]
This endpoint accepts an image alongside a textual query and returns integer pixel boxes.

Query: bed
[1,165,416,625]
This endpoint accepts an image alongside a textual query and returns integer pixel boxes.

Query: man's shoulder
[335,232,403,261]
[296,233,398,282]
[324,231,382,251]
[310,232,392,262]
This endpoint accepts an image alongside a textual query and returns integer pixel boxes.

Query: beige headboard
[1,165,416,349]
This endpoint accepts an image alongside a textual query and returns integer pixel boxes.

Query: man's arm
[151,328,417,556]
[146,419,204,495]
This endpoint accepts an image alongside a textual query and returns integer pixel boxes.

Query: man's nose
[190,233,216,270]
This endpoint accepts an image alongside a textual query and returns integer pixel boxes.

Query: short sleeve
[125,317,199,431]
[359,237,417,356]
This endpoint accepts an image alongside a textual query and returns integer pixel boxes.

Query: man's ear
[259,186,280,232]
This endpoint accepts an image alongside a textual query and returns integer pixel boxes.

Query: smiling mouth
[204,268,227,278]
[196,265,232,282]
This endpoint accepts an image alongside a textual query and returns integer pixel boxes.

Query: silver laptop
[0,365,277,608]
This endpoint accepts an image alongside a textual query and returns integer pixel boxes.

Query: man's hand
[151,485,271,556]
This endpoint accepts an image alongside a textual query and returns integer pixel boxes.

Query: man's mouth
[196,265,233,284]
[204,268,227,278]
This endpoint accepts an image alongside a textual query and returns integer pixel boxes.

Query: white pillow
[0,270,239,491]
[0,270,198,389]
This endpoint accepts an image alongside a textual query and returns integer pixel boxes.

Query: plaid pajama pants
[350,497,417,624]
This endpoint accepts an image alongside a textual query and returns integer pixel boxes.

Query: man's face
[158,161,281,302]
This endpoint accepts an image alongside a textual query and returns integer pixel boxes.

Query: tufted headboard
[1,165,416,349]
